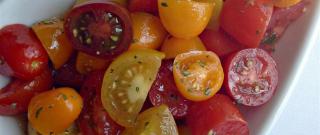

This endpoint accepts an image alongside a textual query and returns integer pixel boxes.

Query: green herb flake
[136,87,140,92]
[35,107,44,119]
[198,61,206,68]
[58,93,68,100]
[261,32,278,45]
[204,88,211,96]
[144,121,150,129]
[31,61,40,69]
[161,2,168,7]
[182,70,191,77]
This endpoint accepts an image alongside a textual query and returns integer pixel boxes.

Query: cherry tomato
[76,52,111,74]
[149,60,191,118]
[158,0,214,39]
[78,71,123,135]
[273,0,302,7]
[224,48,278,106]
[122,105,178,135]
[0,24,49,80]
[32,18,74,69]
[129,12,167,50]
[28,87,83,135]
[28,122,79,135]
[206,0,224,30]
[161,36,206,59]
[0,69,53,115]
[187,94,249,135]
[199,29,244,58]
[101,49,164,127]
[128,0,158,15]
[64,0,132,59]
[173,51,224,101]
[220,0,273,48]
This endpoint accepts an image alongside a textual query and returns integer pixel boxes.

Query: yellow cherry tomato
[28,87,83,135]
[32,18,73,69]
[273,0,302,8]
[173,51,224,101]
[129,12,167,50]
[158,0,214,39]
[206,0,224,30]
[161,36,206,59]
[76,52,110,74]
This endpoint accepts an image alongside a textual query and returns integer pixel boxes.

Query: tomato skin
[78,71,123,135]
[187,94,249,135]
[0,24,49,80]
[76,52,111,74]
[220,0,273,48]
[128,0,158,15]
[149,60,191,118]
[0,68,53,115]
[224,48,278,106]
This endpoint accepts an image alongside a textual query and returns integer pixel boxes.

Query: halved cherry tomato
[0,69,53,115]
[129,12,167,50]
[128,0,158,15]
[32,18,74,69]
[206,0,224,30]
[122,105,178,135]
[224,48,278,106]
[78,71,123,135]
[187,94,249,135]
[64,0,132,59]
[173,51,224,101]
[28,87,83,135]
[76,52,110,74]
[220,0,273,48]
[273,0,302,7]
[101,49,164,127]
[158,0,214,39]
[149,60,191,118]
[0,24,48,80]
[161,36,206,59]
[199,29,244,58]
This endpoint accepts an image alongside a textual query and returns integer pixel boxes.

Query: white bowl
[0,0,319,135]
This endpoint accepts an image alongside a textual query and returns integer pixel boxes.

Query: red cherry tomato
[220,0,273,48]
[64,0,132,59]
[224,48,278,106]
[199,29,244,58]
[0,69,53,115]
[187,94,249,135]
[128,0,158,15]
[149,60,191,118]
[0,24,49,80]
[78,71,123,135]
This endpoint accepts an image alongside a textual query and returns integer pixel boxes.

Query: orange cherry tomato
[129,12,167,50]
[273,0,302,8]
[173,51,224,101]
[76,52,110,74]
[32,18,73,69]
[161,36,206,59]
[28,87,83,135]
[158,0,214,39]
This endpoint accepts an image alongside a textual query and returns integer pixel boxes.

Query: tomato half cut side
[101,49,164,127]
[224,48,278,106]
[149,60,191,119]
[64,0,132,59]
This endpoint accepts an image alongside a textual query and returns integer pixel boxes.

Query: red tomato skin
[78,71,123,135]
[200,29,244,58]
[0,24,49,80]
[149,60,191,119]
[0,68,53,115]
[187,94,249,135]
[128,0,158,15]
[220,0,273,48]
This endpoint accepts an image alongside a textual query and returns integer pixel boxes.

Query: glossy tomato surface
[0,24,49,80]
[64,0,132,59]
[149,60,191,118]
[224,48,278,106]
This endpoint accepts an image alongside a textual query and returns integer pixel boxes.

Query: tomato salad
[0,0,310,134]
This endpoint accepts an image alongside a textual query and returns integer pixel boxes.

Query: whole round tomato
[158,0,214,39]
[28,87,83,134]
[64,0,132,59]
[0,24,49,80]
[0,69,53,115]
